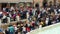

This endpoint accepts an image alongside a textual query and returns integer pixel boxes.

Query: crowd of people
[0,2,60,34]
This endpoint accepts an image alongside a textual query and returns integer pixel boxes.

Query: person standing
[13,24,18,34]
[0,11,3,24]
[22,26,26,34]
[8,25,15,34]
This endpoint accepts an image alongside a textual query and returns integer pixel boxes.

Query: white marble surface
[27,23,60,34]
[38,26,60,34]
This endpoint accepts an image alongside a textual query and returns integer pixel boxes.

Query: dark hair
[8,24,12,27]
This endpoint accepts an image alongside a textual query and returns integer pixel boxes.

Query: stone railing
[0,19,27,30]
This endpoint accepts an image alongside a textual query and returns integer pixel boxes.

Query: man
[2,14,7,23]
[0,11,3,24]
[22,26,26,34]
[45,17,49,26]
[0,28,3,34]
[8,25,15,34]
[0,11,3,19]
[43,0,47,8]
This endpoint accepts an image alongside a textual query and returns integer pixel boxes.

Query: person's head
[20,23,24,27]
[9,24,12,27]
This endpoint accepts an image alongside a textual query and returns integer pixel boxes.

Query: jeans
[9,32,14,34]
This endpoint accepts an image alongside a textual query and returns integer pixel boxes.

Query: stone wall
[34,0,43,7]
[0,0,60,7]
[34,0,60,7]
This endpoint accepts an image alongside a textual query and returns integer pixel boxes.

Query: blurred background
[0,0,60,34]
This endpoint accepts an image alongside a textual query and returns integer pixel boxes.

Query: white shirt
[45,18,49,25]
[16,15,20,21]
[9,14,11,17]
[58,9,60,12]
[10,6,15,11]
[39,25,42,28]
[54,9,57,15]
[22,27,26,31]
[14,26,18,31]
[42,9,46,13]
[3,8,6,11]
[27,12,29,19]
[0,12,2,14]
[2,15,6,19]
[28,24,30,27]
[47,8,50,10]
[38,14,40,18]
[32,9,37,16]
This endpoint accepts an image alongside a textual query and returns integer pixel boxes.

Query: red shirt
[18,13,20,16]
[26,27,30,32]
